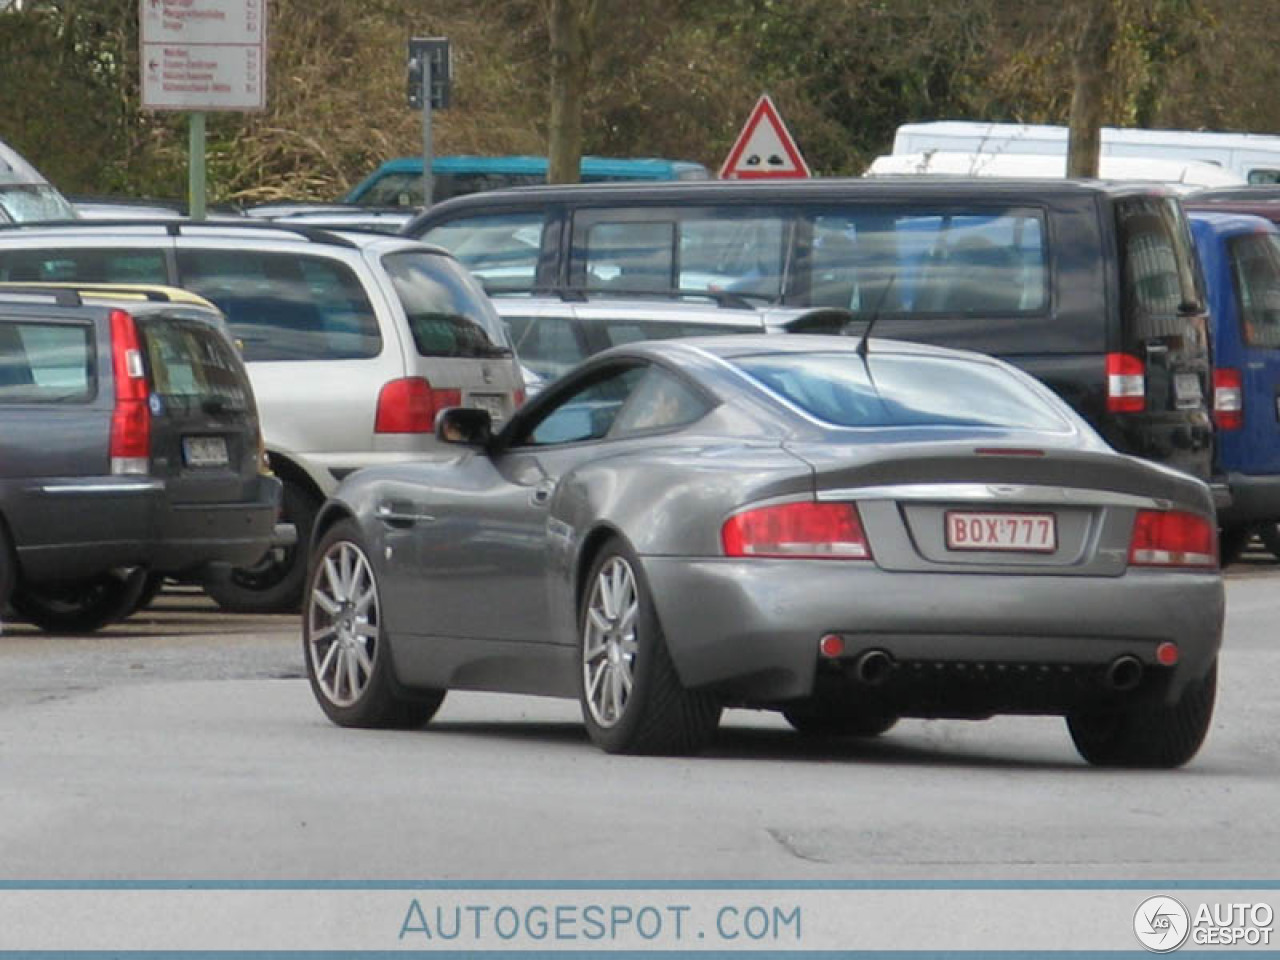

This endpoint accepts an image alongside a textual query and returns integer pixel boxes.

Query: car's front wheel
[303,519,444,728]
[577,541,720,755]
[11,570,149,633]
[1067,660,1217,768]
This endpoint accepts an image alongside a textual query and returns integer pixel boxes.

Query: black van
[405,178,1217,490]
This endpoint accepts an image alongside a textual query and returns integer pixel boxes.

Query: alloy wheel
[307,540,380,707]
[582,556,640,728]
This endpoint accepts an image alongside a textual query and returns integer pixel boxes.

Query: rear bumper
[642,557,1224,712]
[1216,471,1280,526]
[15,475,283,581]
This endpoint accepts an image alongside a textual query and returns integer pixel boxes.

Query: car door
[380,360,665,647]
[1223,227,1280,475]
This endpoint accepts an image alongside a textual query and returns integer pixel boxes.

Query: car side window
[0,248,169,284]
[504,312,588,381]
[608,366,711,437]
[0,320,93,403]
[515,365,647,447]
[176,249,381,362]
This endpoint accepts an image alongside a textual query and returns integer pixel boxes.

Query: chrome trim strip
[38,482,161,495]
[816,482,1173,510]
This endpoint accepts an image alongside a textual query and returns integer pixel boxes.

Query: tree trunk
[1067,0,1118,178]
[546,0,596,184]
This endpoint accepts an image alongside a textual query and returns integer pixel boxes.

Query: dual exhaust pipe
[843,648,1146,693]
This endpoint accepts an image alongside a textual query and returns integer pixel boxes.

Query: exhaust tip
[1105,655,1144,692]
[853,649,894,686]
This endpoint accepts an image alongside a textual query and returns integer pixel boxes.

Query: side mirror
[435,406,493,446]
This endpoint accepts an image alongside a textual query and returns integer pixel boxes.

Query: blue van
[343,155,709,207]
[1189,209,1280,560]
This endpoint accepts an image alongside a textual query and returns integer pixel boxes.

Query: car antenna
[855,274,897,359]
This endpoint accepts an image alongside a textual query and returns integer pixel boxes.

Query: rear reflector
[108,309,150,475]
[1106,352,1145,413]
[375,377,462,433]
[1129,509,1216,568]
[1213,367,1243,430]
[722,501,871,559]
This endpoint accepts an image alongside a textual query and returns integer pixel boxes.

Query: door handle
[376,500,433,528]
[530,480,556,507]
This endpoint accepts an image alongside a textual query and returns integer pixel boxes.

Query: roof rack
[504,285,763,311]
[0,218,360,249]
[0,284,82,306]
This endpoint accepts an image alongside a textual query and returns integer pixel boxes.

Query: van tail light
[1129,509,1217,568]
[1106,352,1145,413]
[375,377,462,433]
[108,308,151,475]
[515,388,527,408]
[1213,367,1244,430]
[722,501,871,560]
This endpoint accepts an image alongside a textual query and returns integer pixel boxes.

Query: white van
[0,138,77,224]
[892,121,1280,185]
[866,150,1246,190]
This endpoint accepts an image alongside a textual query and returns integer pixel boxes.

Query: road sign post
[408,37,452,208]
[140,0,268,219]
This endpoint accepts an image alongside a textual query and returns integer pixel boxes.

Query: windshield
[382,250,513,358]
[0,184,77,223]
[733,351,1071,431]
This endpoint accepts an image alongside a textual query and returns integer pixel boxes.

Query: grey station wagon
[0,285,283,632]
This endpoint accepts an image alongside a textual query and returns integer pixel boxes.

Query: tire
[0,523,15,615]
[1218,525,1253,566]
[577,540,720,755]
[204,479,317,614]
[1067,660,1217,768]
[303,519,444,729]
[1258,522,1280,560]
[127,572,167,615]
[11,569,149,634]
[783,699,898,738]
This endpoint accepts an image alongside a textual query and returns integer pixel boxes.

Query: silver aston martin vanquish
[302,335,1223,767]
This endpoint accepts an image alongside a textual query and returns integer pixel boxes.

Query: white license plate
[1174,372,1202,408]
[468,393,506,421]
[183,436,228,467]
[945,511,1057,553]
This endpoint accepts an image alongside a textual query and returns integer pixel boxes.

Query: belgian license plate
[468,393,506,421]
[183,436,228,468]
[1174,372,1202,408]
[945,511,1057,553]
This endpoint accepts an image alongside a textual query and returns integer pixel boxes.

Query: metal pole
[189,112,207,221]
[421,56,433,207]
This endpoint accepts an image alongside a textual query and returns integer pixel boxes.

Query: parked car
[303,334,1222,766]
[0,137,77,224]
[865,151,1244,190]
[0,221,525,613]
[405,178,1218,493]
[1186,210,1280,561]
[0,284,283,632]
[347,155,710,207]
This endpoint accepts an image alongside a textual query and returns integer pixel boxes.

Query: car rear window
[383,250,513,358]
[176,249,381,362]
[1116,196,1202,325]
[136,317,251,409]
[1227,230,1280,349]
[0,319,93,403]
[732,351,1070,430]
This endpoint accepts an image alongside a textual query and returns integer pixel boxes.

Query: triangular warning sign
[719,94,811,179]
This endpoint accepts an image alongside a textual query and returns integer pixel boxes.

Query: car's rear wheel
[303,519,444,728]
[1258,522,1280,560]
[783,699,898,738]
[11,569,149,634]
[1067,660,1217,768]
[577,541,720,755]
[205,479,317,614]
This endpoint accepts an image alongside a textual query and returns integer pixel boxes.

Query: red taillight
[1213,368,1243,430]
[1129,509,1217,568]
[1106,352,1145,413]
[108,308,150,475]
[722,501,871,560]
[374,378,462,433]
[515,388,527,408]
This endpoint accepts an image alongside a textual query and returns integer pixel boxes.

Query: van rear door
[1112,194,1214,483]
